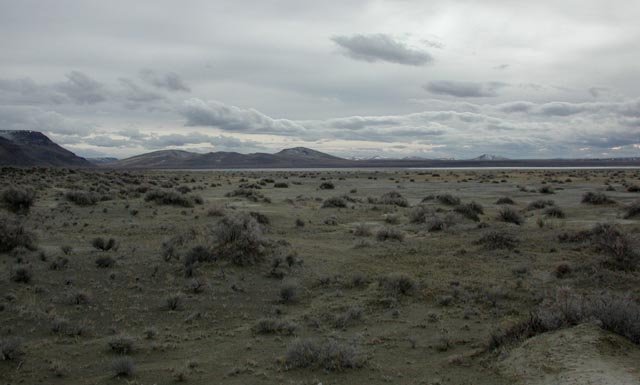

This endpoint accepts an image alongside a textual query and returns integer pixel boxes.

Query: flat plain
[1,167,639,385]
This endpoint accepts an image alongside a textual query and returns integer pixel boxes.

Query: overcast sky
[1,0,639,159]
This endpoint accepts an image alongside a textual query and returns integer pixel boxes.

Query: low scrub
[582,191,614,205]
[65,190,99,206]
[476,231,518,249]
[376,227,405,242]
[254,318,298,335]
[211,213,269,266]
[1,187,35,214]
[489,288,640,349]
[0,214,36,252]
[497,207,524,225]
[145,190,202,207]
[437,194,461,206]
[0,337,23,361]
[378,191,409,207]
[526,199,555,210]
[544,206,565,218]
[322,196,347,208]
[225,188,270,203]
[284,338,364,371]
[92,237,117,251]
[378,273,416,296]
[495,197,515,205]
[454,202,484,221]
[624,200,640,219]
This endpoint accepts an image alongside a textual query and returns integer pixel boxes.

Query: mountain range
[1,130,639,169]
[0,130,92,167]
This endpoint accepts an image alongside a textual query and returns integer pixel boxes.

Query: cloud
[140,69,190,92]
[331,34,433,66]
[0,77,69,105]
[54,71,108,104]
[0,105,93,136]
[118,78,166,104]
[424,81,507,98]
[180,98,305,134]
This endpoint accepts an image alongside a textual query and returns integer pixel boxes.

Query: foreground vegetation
[1,166,639,384]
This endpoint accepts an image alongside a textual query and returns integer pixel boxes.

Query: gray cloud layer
[1,0,639,159]
[424,81,507,98]
[332,34,433,66]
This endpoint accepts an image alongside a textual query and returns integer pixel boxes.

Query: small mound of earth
[498,323,640,385]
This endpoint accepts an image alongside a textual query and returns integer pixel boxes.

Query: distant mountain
[87,157,118,165]
[108,147,353,169]
[470,154,510,161]
[0,130,93,167]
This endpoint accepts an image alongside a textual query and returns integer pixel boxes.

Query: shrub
[495,197,515,205]
[322,196,347,208]
[590,223,638,270]
[353,223,372,236]
[96,256,116,268]
[295,218,305,227]
[284,338,364,371]
[108,335,135,354]
[0,337,23,361]
[408,206,430,224]
[274,182,289,188]
[488,289,640,349]
[526,199,555,210]
[284,338,321,369]
[226,188,270,203]
[624,200,640,219]
[10,265,32,283]
[627,185,640,193]
[454,202,483,221]
[376,227,405,242]
[65,190,98,206]
[333,306,364,328]
[379,273,416,296]
[582,191,614,205]
[319,182,335,190]
[211,214,267,266]
[554,263,572,278]
[437,194,461,206]
[166,294,182,310]
[65,290,91,305]
[0,215,36,252]
[280,281,299,303]
[111,356,135,377]
[92,237,117,251]
[254,318,298,335]
[145,190,199,207]
[497,207,524,225]
[249,211,270,225]
[378,191,409,207]
[538,186,555,194]
[183,245,215,268]
[476,232,518,249]
[544,206,565,218]
[1,187,35,214]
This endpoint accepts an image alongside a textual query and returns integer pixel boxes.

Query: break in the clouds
[0,0,639,159]
[331,34,433,66]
